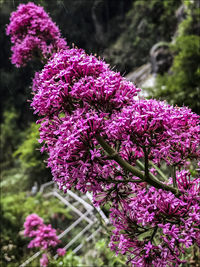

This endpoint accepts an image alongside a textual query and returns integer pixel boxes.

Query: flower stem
[96,135,180,196]
[149,161,168,181]
[136,160,158,181]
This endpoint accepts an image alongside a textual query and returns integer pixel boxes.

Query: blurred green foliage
[2,192,71,225]
[49,239,126,267]
[49,250,83,267]
[0,167,29,193]
[0,108,23,169]
[1,121,51,192]
[14,123,41,169]
[14,123,51,186]
[153,35,200,112]
[82,238,126,266]
[149,1,200,113]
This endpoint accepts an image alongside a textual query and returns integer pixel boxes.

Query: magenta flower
[24,213,44,237]
[109,171,200,266]
[40,253,48,267]
[106,99,200,166]
[24,214,60,251]
[31,48,139,116]
[6,2,67,67]
[28,224,60,250]
[57,248,66,256]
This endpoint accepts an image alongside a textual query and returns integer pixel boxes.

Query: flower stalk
[96,134,180,196]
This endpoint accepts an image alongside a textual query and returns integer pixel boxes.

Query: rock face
[126,63,151,87]
[150,43,173,74]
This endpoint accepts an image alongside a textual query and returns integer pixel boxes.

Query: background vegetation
[149,0,200,113]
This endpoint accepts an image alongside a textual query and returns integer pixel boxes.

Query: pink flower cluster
[30,47,199,266]
[57,248,66,256]
[109,171,200,266]
[8,3,200,266]
[24,214,66,266]
[24,214,60,250]
[33,62,200,265]
[24,213,44,237]
[31,48,139,193]
[27,224,60,250]
[31,48,139,116]
[6,2,67,67]
[106,99,200,166]
[33,96,199,196]
[38,109,106,193]
[40,253,48,267]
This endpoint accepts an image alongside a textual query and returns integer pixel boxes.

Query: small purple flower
[57,248,66,256]
[28,224,60,250]
[24,213,44,237]
[40,253,48,267]
[24,214,60,250]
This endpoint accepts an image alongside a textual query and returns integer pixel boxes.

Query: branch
[96,177,143,184]
[96,135,180,196]
[150,226,158,242]
[136,160,159,181]
[172,166,178,188]
[96,135,145,180]
[149,161,168,181]
[144,148,150,180]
